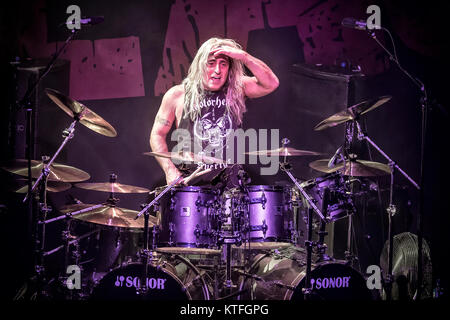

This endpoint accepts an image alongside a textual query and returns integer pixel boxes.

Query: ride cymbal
[1,159,90,182]
[59,203,156,229]
[74,182,149,194]
[45,88,117,137]
[309,158,391,176]
[314,95,392,131]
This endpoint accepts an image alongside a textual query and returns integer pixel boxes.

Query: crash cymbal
[59,203,156,229]
[13,179,72,193]
[1,159,90,182]
[244,147,323,157]
[314,95,392,131]
[143,151,227,164]
[45,88,117,137]
[74,182,149,193]
[309,158,391,176]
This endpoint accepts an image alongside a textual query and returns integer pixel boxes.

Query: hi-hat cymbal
[13,179,72,193]
[74,182,149,193]
[59,203,156,229]
[244,147,323,157]
[45,88,117,137]
[314,95,392,131]
[143,151,227,164]
[1,159,90,182]
[309,158,391,176]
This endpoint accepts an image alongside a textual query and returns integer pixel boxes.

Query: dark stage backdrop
[1,0,448,300]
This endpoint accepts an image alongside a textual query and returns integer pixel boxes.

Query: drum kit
[4,87,419,301]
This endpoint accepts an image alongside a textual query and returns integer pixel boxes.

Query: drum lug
[261,219,268,239]
[261,191,267,210]
[194,224,201,246]
[169,197,177,211]
[168,222,175,246]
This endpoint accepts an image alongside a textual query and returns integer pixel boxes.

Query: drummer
[149,37,279,188]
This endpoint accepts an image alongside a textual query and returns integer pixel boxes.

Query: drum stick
[183,167,212,185]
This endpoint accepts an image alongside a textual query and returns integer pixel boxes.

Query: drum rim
[170,185,216,193]
[247,185,286,191]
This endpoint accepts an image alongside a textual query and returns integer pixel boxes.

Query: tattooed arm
[150,85,184,184]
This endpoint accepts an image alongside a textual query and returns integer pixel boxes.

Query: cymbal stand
[355,120,420,300]
[367,28,428,299]
[30,156,52,299]
[278,139,327,299]
[134,173,186,296]
[316,187,331,262]
[39,204,101,298]
[23,120,77,203]
[218,188,245,297]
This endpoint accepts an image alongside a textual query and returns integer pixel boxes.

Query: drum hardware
[133,169,197,296]
[365,27,430,301]
[58,201,155,229]
[316,187,331,263]
[352,119,420,301]
[10,31,94,299]
[273,138,329,299]
[135,200,156,297]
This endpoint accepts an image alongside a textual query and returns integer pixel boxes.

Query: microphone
[328,146,343,168]
[66,16,105,27]
[341,17,369,30]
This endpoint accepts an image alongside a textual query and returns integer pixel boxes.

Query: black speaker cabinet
[289,63,365,262]
[9,58,71,162]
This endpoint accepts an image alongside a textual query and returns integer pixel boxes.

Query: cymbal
[13,179,72,193]
[45,88,117,137]
[309,159,391,176]
[143,151,227,164]
[74,182,149,193]
[314,95,392,131]
[59,203,156,229]
[244,147,322,157]
[1,159,90,182]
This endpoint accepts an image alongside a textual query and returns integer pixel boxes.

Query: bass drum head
[90,261,208,300]
[240,254,373,301]
[291,262,373,300]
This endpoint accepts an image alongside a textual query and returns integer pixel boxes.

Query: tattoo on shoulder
[156,115,171,127]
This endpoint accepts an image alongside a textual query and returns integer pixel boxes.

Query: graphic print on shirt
[192,93,234,159]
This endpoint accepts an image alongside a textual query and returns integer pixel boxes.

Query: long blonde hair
[182,37,246,125]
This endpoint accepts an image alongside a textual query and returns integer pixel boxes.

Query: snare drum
[244,185,294,243]
[157,186,219,248]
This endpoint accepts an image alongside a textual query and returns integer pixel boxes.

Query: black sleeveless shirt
[177,89,241,188]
